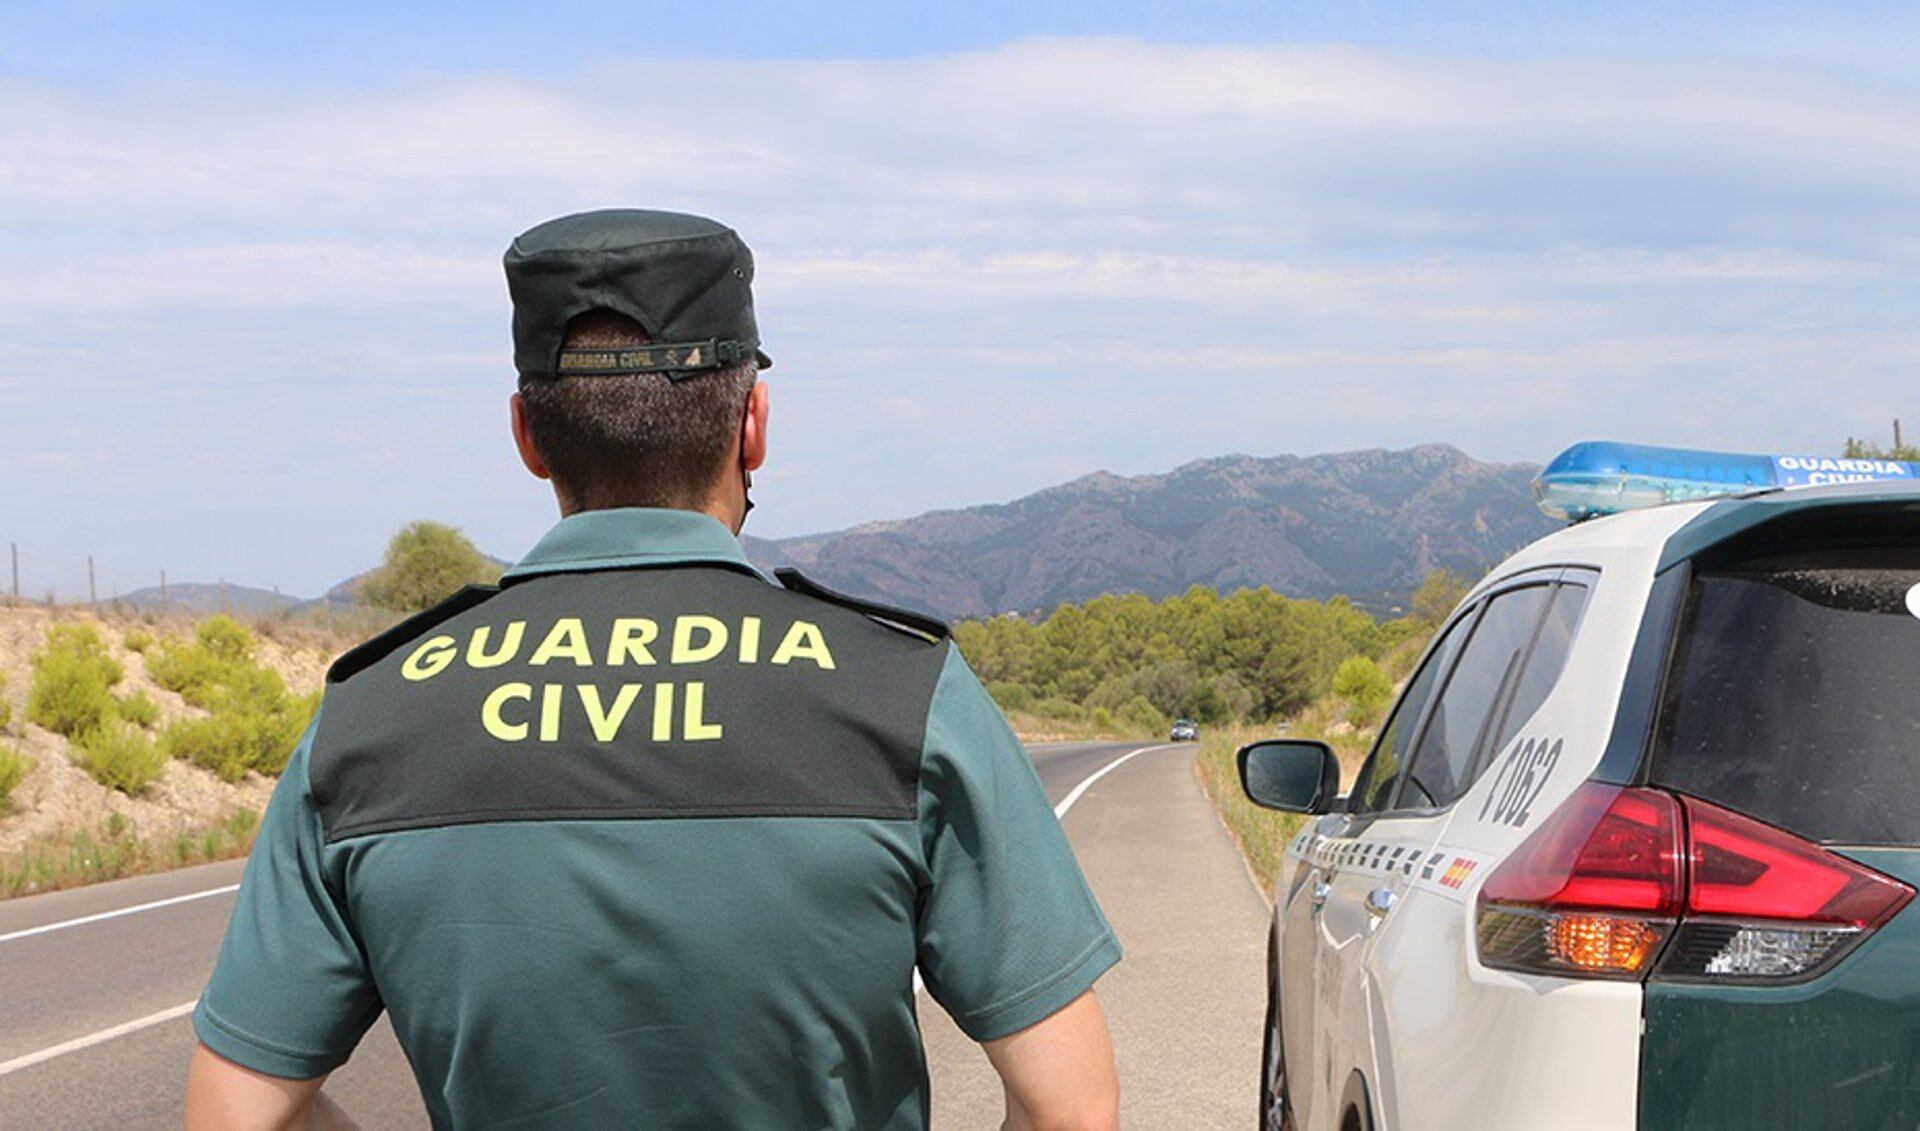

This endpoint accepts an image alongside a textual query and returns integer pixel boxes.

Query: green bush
[72,717,168,794]
[149,615,315,780]
[1034,697,1086,722]
[149,617,257,707]
[1331,655,1394,727]
[122,629,154,654]
[359,520,501,612]
[116,690,160,728]
[1117,694,1166,735]
[161,689,317,781]
[27,623,123,737]
[986,680,1035,713]
[0,669,12,732]
[0,743,32,808]
[195,615,254,663]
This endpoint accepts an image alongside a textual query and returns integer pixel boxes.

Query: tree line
[952,573,1466,732]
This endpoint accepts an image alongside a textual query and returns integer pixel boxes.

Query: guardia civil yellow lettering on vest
[396,614,836,745]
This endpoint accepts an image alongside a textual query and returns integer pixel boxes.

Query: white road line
[0,883,240,946]
[0,1000,197,1078]
[1053,743,1176,819]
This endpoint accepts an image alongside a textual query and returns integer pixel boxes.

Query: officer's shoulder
[772,567,949,645]
[326,583,502,685]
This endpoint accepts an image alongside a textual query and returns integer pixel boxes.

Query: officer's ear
[510,392,552,481]
[740,379,769,473]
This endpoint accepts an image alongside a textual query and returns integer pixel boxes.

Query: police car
[1240,441,1920,1130]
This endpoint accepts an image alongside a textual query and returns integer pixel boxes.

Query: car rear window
[1652,546,1920,846]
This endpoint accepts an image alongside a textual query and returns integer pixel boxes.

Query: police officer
[184,209,1122,1129]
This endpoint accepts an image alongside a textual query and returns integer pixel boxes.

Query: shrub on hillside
[196,615,254,663]
[0,743,32,808]
[149,616,257,707]
[0,670,12,732]
[27,623,124,737]
[359,520,501,613]
[1117,694,1166,735]
[146,614,318,780]
[122,628,154,654]
[1033,697,1086,723]
[116,690,161,728]
[986,680,1034,713]
[1331,655,1394,727]
[160,689,316,781]
[71,717,168,794]
[1410,569,1470,629]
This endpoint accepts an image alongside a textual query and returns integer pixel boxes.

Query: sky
[5,2,1920,597]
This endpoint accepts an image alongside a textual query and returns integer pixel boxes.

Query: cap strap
[551,338,757,378]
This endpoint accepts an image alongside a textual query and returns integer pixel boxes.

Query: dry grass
[1191,633,1431,898]
[0,808,260,899]
[1194,723,1304,898]
[1004,709,1160,745]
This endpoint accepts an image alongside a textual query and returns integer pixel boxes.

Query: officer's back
[184,210,1121,1130]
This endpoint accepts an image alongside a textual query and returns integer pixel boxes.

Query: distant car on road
[1241,442,1920,1130]
[1170,719,1199,742]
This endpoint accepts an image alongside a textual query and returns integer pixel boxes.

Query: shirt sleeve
[193,713,383,1078]
[914,645,1121,1041]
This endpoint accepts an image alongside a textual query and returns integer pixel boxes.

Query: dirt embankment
[0,606,344,859]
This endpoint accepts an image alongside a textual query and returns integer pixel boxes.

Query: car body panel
[1640,849,1920,1129]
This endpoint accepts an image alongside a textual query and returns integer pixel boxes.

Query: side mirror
[1237,739,1340,814]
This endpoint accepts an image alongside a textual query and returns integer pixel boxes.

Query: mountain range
[744,444,1556,619]
[118,581,302,617]
[122,445,1558,623]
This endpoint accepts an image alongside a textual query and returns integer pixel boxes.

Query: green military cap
[505,208,772,381]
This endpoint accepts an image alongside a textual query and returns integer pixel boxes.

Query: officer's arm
[184,1044,357,1130]
[915,647,1123,1128]
[981,990,1120,1131]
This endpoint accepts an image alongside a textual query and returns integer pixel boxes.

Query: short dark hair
[517,309,757,510]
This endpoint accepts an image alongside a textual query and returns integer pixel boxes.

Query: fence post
[9,542,16,603]
[88,556,97,609]
[160,569,168,609]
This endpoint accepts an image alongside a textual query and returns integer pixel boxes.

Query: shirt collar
[502,507,756,581]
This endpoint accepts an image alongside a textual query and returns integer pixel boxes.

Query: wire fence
[0,541,295,617]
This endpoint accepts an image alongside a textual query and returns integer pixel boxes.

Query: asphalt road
[0,740,1268,1127]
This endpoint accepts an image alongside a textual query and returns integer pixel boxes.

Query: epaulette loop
[774,568,949,643]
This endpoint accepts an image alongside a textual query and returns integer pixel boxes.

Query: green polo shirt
[195,508,1119,1128]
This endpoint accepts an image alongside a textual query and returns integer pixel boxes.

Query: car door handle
[1365,887,1397,917]
[1309,879,1332,910]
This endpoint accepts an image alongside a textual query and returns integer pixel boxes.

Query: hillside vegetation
[955,573,1462,736]
[953,571,1464,892]
[0,607,343,896]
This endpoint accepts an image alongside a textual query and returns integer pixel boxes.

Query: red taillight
[1475,784,1915,983]
[1681,796,1910,928]
[1477,784,1682,978]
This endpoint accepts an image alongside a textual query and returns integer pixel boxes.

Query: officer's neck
[555,490,746,536]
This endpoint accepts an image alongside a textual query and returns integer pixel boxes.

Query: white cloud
[1,39,1917,594]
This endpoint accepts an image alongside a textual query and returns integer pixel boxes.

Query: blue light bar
[1533,441,1920,521]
